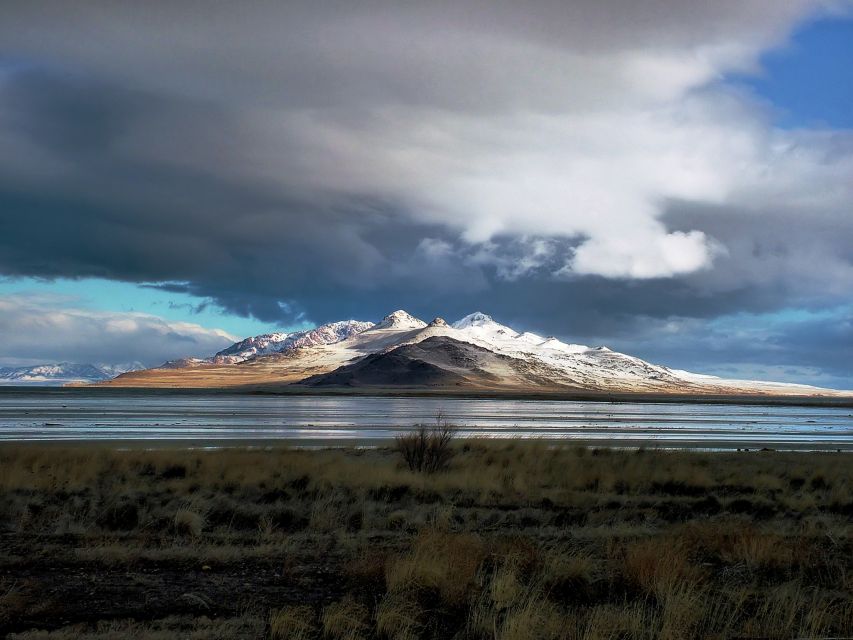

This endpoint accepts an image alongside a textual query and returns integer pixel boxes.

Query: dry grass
[622,538,705,600]
[7,613,266,639]
[0,443,850,639]
[322,597,370,640]
[270,605,316,640]
[385,530,485,606]
[375,592,422,640]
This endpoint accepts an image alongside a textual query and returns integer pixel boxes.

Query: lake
[0,390,851,449]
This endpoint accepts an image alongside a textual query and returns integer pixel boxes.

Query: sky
[0,1,851,387]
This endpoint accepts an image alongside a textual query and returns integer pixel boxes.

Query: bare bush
[395,411,456,473]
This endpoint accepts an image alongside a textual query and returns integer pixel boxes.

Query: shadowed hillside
[302,336,547,389]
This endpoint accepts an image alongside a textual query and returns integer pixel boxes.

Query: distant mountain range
[99,310,849,397]
[0,362,142,385]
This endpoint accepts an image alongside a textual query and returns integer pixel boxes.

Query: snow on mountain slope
[452,312,586,354]
[162,320,377,367]
[214,332,293,362]
[280,320,375,352]
[211,320,375,364]
[0,362,143,385]
[316,312,430,356]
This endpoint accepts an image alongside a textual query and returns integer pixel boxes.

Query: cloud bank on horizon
[0,294,236,368]
[0,1,851,386]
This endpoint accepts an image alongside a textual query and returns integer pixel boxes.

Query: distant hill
[0,362,142,385]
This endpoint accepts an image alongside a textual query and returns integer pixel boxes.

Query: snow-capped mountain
[0,362,143,385]
[102,310,848,396]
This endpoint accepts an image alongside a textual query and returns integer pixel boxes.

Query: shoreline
[2,437,852,452]
[4,384,853,408]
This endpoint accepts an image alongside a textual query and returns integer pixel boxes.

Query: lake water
[0,391,851,449]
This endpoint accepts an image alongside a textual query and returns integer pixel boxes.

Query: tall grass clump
[322,596,370,640]
[394,412,456,473]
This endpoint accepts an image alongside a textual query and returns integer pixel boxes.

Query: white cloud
[0,294,236,367]
[570,230,720,279]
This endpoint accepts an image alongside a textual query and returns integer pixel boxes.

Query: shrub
[395,412,456,473]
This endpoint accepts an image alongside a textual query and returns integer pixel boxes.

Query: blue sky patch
[729,15,853,128]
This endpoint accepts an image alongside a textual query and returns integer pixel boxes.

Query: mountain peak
[452,311,497,329]
[373,310,427,330]
[428,317,448,327]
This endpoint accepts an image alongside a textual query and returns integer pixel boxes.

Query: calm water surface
[0,391,851,449]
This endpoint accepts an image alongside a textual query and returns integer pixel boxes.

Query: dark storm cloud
[2,70,141,153]
[0,67,491,324]
[0,1,852,384]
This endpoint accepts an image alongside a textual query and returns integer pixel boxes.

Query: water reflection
[0,393,851,449]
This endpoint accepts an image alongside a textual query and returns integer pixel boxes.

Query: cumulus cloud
[569,230,721,279]
[0,295,236,367]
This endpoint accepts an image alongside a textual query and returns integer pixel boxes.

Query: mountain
[100,310,849,397]
[0,362,143,385]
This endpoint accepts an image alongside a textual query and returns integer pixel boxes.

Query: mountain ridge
[99,309,851,396]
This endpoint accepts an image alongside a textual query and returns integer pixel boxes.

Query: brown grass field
[0,442,850,639]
